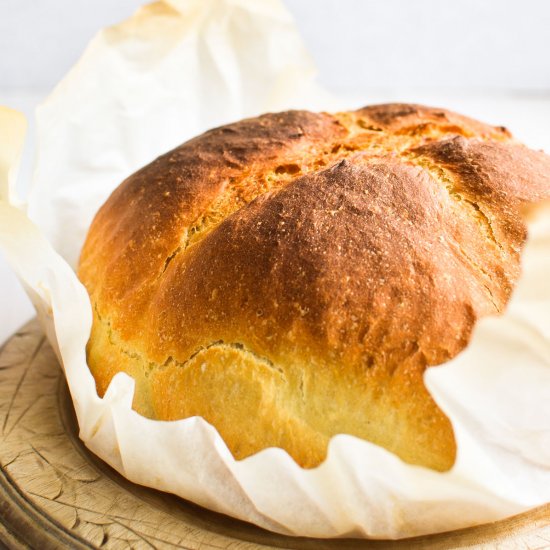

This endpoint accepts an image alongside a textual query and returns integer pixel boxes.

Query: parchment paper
[1,0,549,539]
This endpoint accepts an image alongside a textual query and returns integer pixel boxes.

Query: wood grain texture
[0,319,548,549]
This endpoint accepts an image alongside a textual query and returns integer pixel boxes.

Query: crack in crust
[94,304,282,376]
[78,103,550,471]
[155,110,511,272]
[403,153,505,251]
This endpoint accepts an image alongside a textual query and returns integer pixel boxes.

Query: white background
[3,0,550,93]
[1,0,550,344]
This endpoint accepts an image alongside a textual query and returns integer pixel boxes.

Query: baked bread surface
[78,104,550,471]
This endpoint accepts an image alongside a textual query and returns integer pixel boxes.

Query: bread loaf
[78,104,550,472]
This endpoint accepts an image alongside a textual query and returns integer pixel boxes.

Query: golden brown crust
[78,103,550,471]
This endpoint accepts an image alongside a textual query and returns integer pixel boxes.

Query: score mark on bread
[78,104,550,471]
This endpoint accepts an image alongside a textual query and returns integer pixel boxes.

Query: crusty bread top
[78,104,550,471]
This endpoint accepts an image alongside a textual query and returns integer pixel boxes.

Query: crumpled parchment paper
[0,0,549,539]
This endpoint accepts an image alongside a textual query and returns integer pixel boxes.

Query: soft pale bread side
[78,104,550,471]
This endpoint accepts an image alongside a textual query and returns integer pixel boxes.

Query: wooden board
[0,319,548,549]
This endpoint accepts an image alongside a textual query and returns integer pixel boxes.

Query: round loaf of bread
[78,103,550,472]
